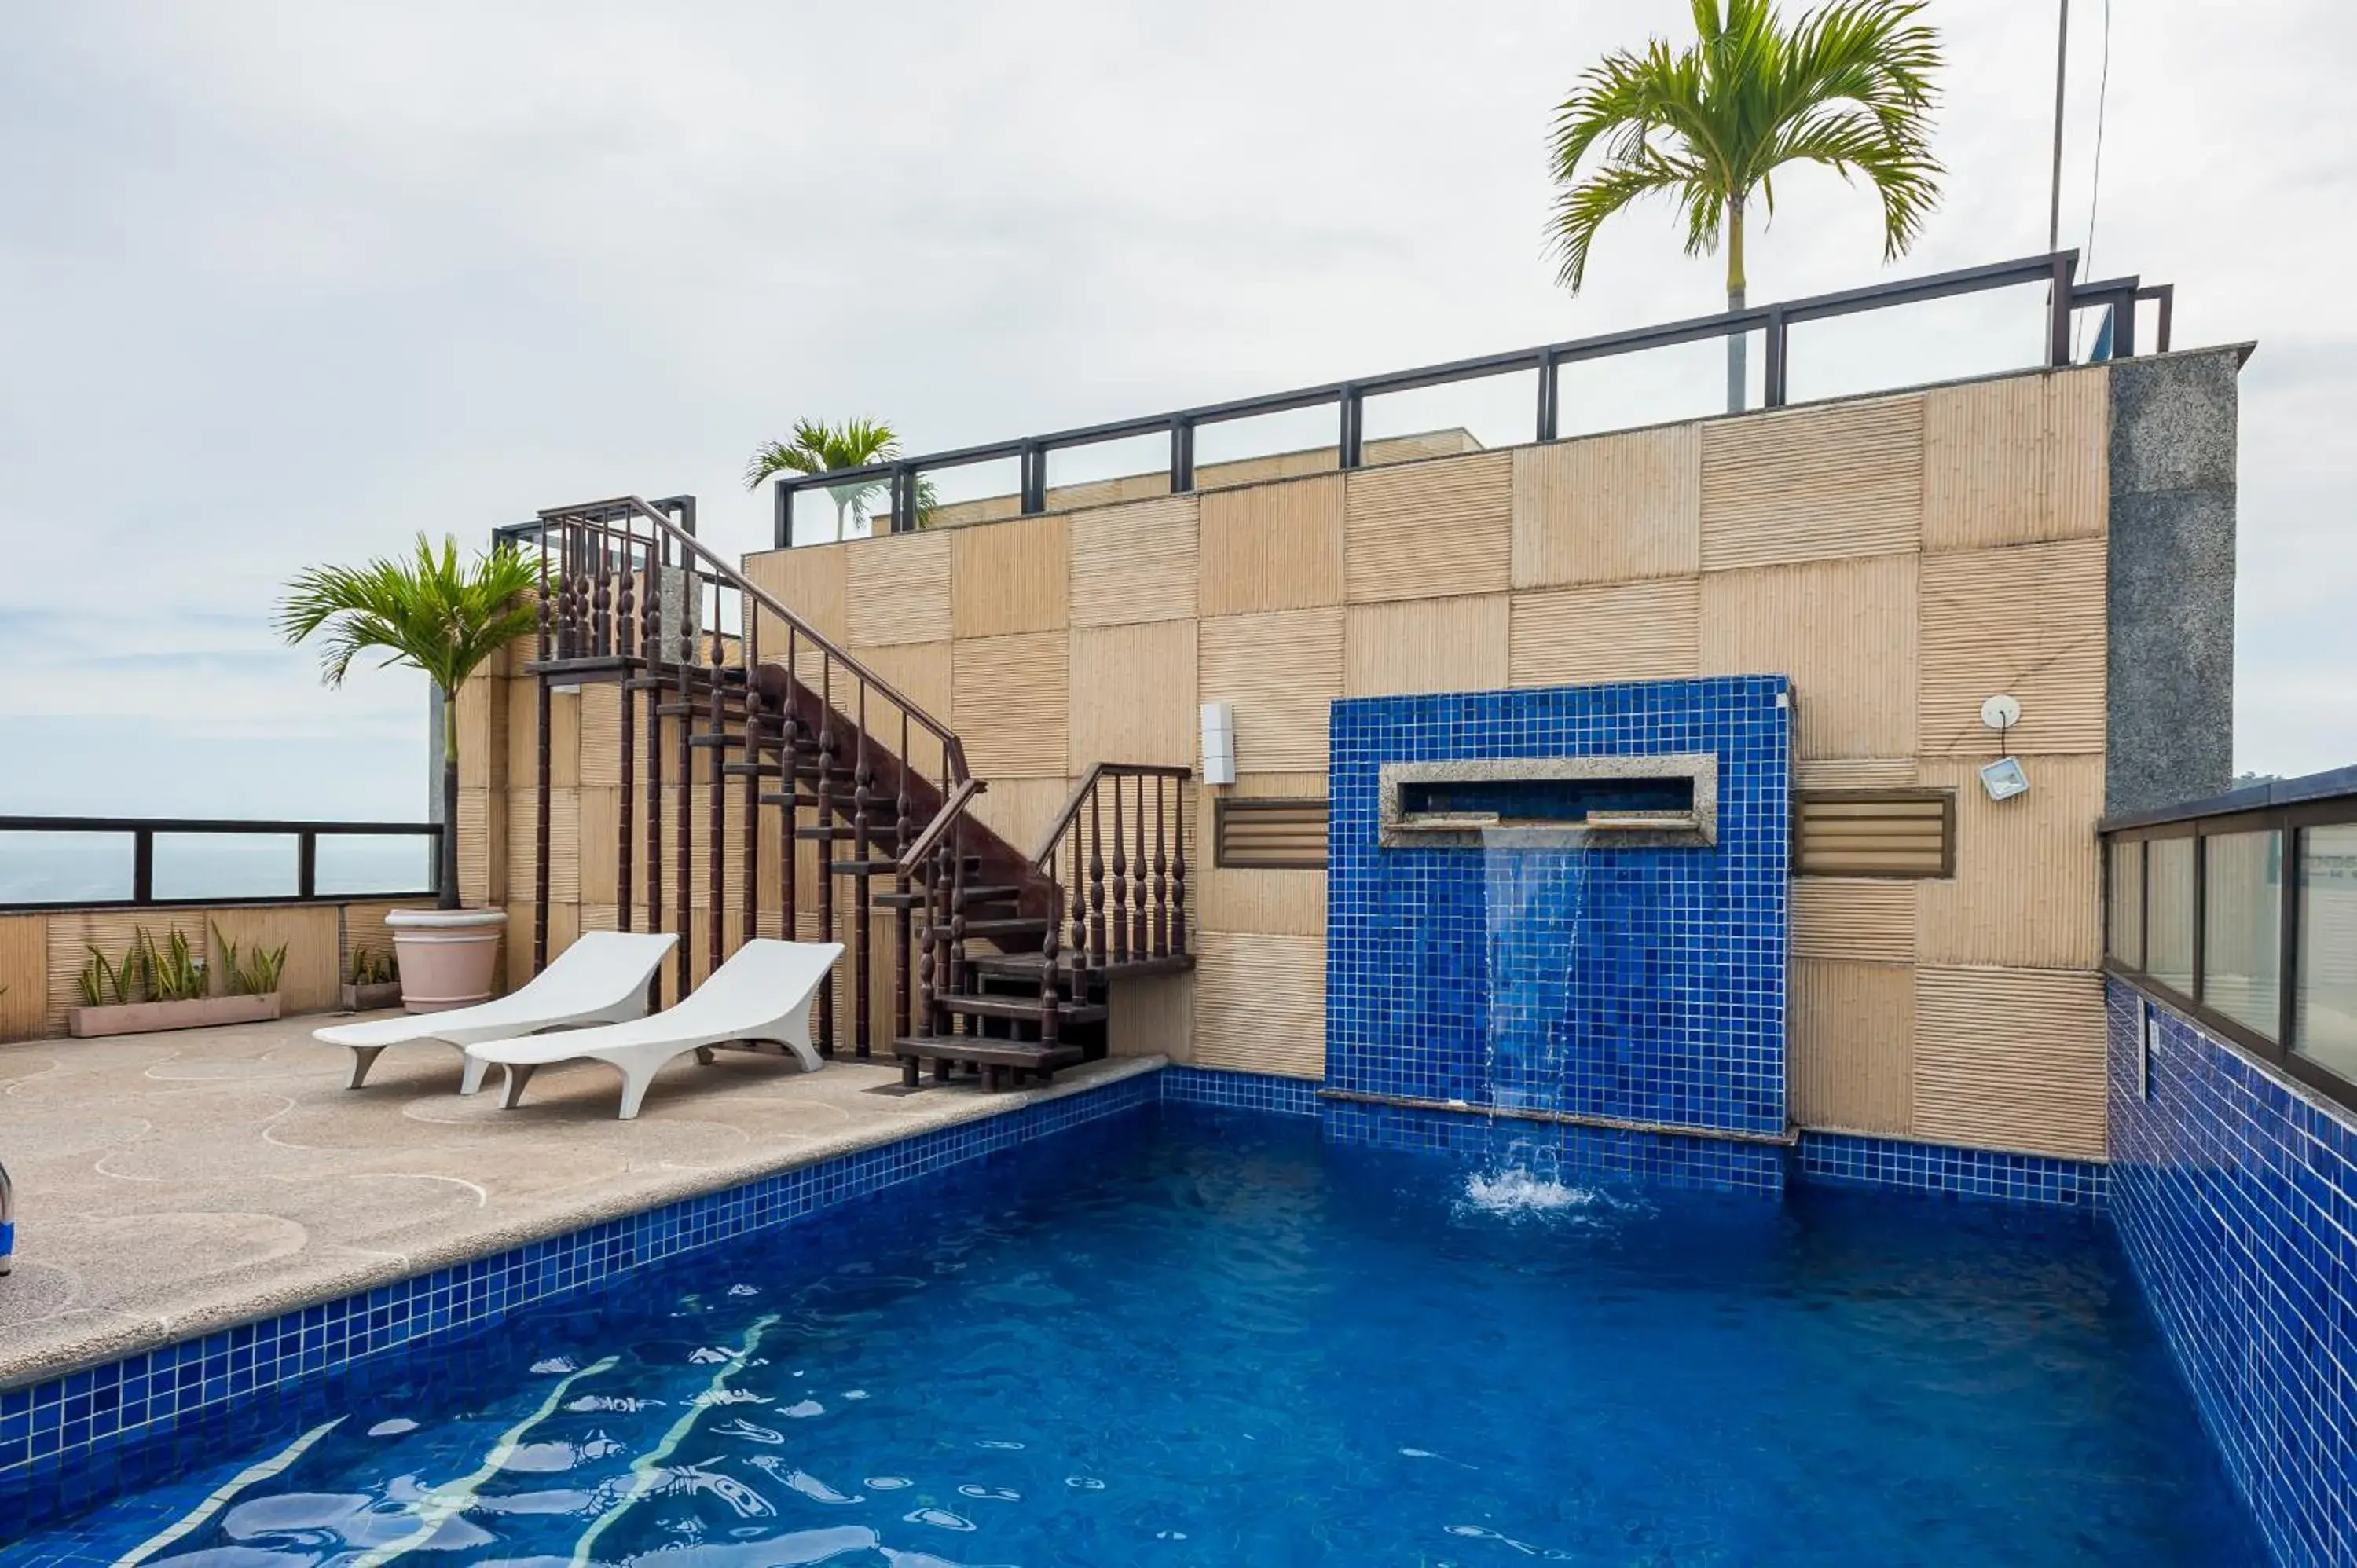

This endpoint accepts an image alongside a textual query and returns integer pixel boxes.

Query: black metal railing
[772,249,2173,544]
[0,816,443,911]
[2102,766,2357,1115]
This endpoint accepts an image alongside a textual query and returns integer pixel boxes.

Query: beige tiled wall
[508,363,2122,1139]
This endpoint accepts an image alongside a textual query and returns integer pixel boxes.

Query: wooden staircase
[516,496,1192,1088]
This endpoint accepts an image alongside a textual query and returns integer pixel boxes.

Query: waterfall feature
[1464,833,1596,1213]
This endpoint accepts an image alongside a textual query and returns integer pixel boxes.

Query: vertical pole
[297,830,317,901]
[1169,416,1195,493]
[1111,776,1130,965]
[2049,252,2074,368]
[773,479,794,550]
[1762,307,1787,408]
[853,682,873,1060]
[535,673,552,973]
[2048,0,2071,256]
[643,543,665,1003]
[780,628,798,943]
[816,661,835,1056]
[130,829,153,905]
[617,528,636,932]
[1338,386,1362,470]
[894,710,913,1050]
[1535,352,1559,443]
[2279,827,2301,1053]
[1170,782,1187,958]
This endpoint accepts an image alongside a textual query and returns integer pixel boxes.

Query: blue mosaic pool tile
[1794,1130,2108,1211]
[1319,1098,1788,1195]
[1326,677,1791,1138]
[1159,1064,1320,1118]
[0,1072,1157,1534]
[2106,979,2357,1568]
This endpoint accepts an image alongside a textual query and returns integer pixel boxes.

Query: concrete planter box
[68,992,282,1039]
[339,980,405,1012]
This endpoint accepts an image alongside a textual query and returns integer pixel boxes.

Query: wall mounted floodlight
[1200,702,1237,786]
[1980,757,2031,802]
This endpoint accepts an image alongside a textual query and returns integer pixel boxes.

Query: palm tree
[745,417,920,541]
[276,535,540,909]
[1547,0,1942,413]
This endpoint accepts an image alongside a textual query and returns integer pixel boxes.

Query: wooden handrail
[537,494,970,780]
[896,779,986,877]
[1030,763,1191,868]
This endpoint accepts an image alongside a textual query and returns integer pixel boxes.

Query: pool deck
[0,1014,1160,1391]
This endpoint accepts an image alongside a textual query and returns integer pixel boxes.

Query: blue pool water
[4,1107,2261,1566]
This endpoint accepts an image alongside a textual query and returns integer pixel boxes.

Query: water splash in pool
[1459,1165,1600,1217]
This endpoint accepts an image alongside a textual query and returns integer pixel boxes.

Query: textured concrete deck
[0,1014,1157,1390]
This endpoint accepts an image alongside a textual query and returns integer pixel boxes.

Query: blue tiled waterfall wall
[2107,980,2357,1568]
[1325,679,1792,1186]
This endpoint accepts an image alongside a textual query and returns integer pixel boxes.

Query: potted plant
[341,945,403,1011]
[278,534,538,1013]
[66,924,287,1038]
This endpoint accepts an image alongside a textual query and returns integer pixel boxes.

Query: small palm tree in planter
[745,417,938,540]
[278,534,539,1012]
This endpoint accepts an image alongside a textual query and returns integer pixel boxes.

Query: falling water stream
[1461,830,1600,1216]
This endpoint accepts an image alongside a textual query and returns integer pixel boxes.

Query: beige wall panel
[1227,771,1329,798]
[1914,965,2107,1159]
[504,788,579,907]
[1700,394,1923,570]
[952,513,1069,639]
[46,910,209,1031]
[1109,971,1195,1061]
[1069,620,1198,769]
[1511,425,1702,588]
[1196,860,1325,937]
[1922,368,2108,552]
[459,785,502,907]
[578,683,621,789]
[850,639,956,782]
[1192,930,1325,1079]
[207,906,341,1013]
[1699,555,1917,759]
[0,916,49,1041]
[579,786,621,907]
[1511,578,1700,687]
[846,532,953,647]
[1344,451,1512,603]
[1794,758,1919,790]
[951,630,1069,779]
[1345,595,1509,697]
[1919,539,2106,756]
[580,904,619,934]
[506,679,537,792]
[456,669,506,790]
[1199,606,1345,773]
[1790,958,1915,1135]
[1917,754,2103,968]
[548,691,581,789]
[968,777,1073,862]
[1198,476,1343,615]
[1070,496,1199,628]
[744,541,850,646]
[1792,880,1916,964]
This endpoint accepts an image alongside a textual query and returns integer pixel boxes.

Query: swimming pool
[2,1105,2261,1566]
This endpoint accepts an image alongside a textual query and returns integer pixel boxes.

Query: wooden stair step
[939,994,1108,1025]
[723,761,784,777]
[891,1035,1084,1090]
[959,917,1050,940]
[874,881,1022,910]
[967,951,1197,980]
[795,825,910,844]
[826,859,904,877]
[755,792,823,810]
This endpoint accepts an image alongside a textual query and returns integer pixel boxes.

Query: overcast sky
[2,1,2349,822]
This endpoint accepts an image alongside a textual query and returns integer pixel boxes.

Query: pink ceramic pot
[386,908,508,1013]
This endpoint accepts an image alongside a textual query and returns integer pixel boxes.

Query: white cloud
[0,0,2349,811]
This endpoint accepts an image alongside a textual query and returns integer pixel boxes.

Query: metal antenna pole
[2047,0,2071,253]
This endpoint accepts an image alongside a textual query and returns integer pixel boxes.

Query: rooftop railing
[2102,767,2357,1116]
[770,249,2172,546]
[0,816,443,912]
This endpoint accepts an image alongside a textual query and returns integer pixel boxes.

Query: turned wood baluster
[740,656,760,947]
[916,844,937,1039]
[852,682,873,1060]
[536,529,553,664]
[1038,876,1061,1062]
[673,571,695,1003]
[1171,781,1188,958]
[948,816,968,1011]
[931,836,954,1035]
[1111,776,1130,965]
[592,534,611,658]
[1088,789,1106,966]
[893,710,913,1048]
[616,539,637,932]
[1068,826,1089,975]
[1154,775,1170,957]
[706,587,727,982]
[815,662,836,1057]
[1131,775,1149,960]
[779,628,798,940]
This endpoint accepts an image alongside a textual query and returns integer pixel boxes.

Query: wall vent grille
[1796,790,1955,878]
[1215,798,1329,870]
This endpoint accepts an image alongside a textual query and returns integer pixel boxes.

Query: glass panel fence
[2106,839,2143,969]
[313,834,436,897]
[151,833,299,902]
[2146,836,2196,995]
[2201,830,2281,1040]
[2297,824,2357,1083]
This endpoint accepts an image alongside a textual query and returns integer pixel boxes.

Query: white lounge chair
[463,939,845,1119]
[313,930,679,1092]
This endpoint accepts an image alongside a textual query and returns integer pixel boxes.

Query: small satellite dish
[1981,694,2022,731]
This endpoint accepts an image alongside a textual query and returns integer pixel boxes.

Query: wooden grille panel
[1796,791,1954,878]
[1215,798,1330,870]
